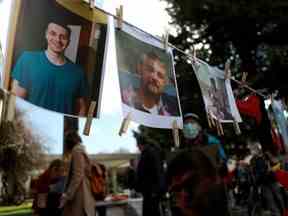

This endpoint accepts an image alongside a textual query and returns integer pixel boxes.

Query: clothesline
[91,2,267,99]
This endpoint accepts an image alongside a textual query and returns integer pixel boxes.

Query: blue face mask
[183,122,201,139]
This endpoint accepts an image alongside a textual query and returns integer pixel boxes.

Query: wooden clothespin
[5,93,16,122]
[209,111,216,127]
[241,72,248,85]
[119,112,132,136]
[270,93,275,104]
[207,112,212,128]
[192,46,197,63]
[215,118,224,136]
[162,30,169,53]
[0,89,5,124]
[224,60,231,80]
[219,120,224,136]
[89,0,95,9]
[172,120,179,148]
[116,5,123,29]
[83,101,97,136]
[233,117,241,135]
[215,118,221,136]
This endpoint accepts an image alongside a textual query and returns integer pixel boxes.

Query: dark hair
[47,21,71,38]
[167,149,229,216]
[64,131,82,152]
[49,159,64,170]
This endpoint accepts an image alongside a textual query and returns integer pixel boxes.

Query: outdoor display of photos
[3,0,109,117]
[0,0,247,134]
[113,20,183,129]
[192,59,242,123]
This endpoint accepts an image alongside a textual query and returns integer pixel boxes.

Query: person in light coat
[60,131,96,216]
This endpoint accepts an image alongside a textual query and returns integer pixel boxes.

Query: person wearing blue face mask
[182,113,227,164]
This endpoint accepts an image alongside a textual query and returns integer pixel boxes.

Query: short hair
[49,159,64,170]
[64,131,82,152]
[46,21,71,38]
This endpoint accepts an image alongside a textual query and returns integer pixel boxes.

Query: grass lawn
[0,202,32,216]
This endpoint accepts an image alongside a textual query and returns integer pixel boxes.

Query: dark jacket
[136,145,165,195]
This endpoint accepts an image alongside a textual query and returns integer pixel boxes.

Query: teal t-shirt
[12,51,88,115]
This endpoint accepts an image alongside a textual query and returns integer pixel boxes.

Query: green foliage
[164,0,288,91]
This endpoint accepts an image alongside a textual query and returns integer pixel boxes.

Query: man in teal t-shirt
[12,22,88,116]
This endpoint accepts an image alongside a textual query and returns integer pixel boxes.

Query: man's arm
[76,97,87,116]
[11,80,27,99]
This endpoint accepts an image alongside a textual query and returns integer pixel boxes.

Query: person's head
[64,131,82,153]
[138,52,168,98]
[49,159,65,180]
[182,113,202,140]
[45,22,71,55]
[167,150,228,216]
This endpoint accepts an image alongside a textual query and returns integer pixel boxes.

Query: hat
[183,113,200,121]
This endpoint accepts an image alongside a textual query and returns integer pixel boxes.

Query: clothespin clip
[116,5,123,29]
[215,118,224,136]
[162,30,169,52]
[224,60,231,80]
[215,119,221,136]
[209,111,216,127]
[241,72,248,86]
[233,117,241,135]
[89,0,95,9]
[0,89,6,124]
[5,93,16,122]
[119,112,132,136]
[207,112,212,128]
[83,101,97,136]
[219,120,224,136]
[172,120,179,148]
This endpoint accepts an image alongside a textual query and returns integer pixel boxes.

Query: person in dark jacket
[166,149,229,216]
[135,135,165,216]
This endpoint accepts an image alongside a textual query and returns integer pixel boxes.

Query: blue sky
[0,0,170,154]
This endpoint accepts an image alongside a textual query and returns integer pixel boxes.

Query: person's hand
[59,193,67,208]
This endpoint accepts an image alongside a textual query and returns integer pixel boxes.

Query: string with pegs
[83,101,97,136]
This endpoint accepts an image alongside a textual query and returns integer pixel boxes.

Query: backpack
[89,162,107,201]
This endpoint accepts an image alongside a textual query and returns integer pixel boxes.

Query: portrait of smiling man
[11,21,88,116]
[121,51,179,116]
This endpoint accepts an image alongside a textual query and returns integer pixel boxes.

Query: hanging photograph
[3,0,109,117]
[114,21,182,129]
[192,59,242,123]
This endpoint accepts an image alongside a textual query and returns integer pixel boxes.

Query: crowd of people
[30,112,288,216]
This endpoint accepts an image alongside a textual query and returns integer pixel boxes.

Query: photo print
[114,21,183,129]
[4,0,109,117]
[192,59,241,123]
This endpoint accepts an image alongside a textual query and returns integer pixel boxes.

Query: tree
[0,110,46,205]
[164,0,288,92]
